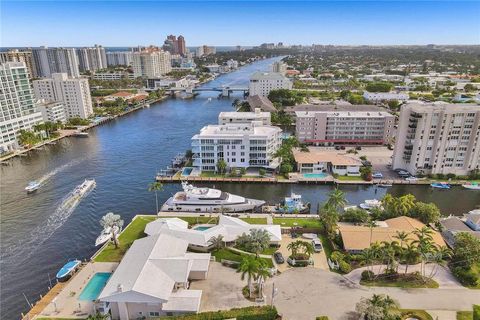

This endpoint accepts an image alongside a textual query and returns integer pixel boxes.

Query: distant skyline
[1,1,479,47]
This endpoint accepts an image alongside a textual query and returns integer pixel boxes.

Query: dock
[21,279,68,320]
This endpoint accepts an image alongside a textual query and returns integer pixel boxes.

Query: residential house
[293,149,362,176]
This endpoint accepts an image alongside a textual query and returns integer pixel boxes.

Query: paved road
[263,268,479,320]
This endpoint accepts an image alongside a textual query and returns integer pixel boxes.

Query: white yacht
[95,226,121,246]
[161,181,265,213]
[359,199,383,210]
[25,181,40,193]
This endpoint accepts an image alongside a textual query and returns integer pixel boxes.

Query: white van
[312,238,323,252]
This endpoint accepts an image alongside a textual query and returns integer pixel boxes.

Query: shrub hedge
[316,317,329,320]
[157,306,278,320]
[474,304,480,320]
[452,266,479,287]
[361,270,375,281]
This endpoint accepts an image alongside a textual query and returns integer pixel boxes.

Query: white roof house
[145,215,282,249]
[98,233,210,319]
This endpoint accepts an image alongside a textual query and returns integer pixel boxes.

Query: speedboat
[161,181,265,213]
[72,179,96,198]
[276,193,310,214]
[25,181,40,193]
[56,259,81,282]
[359,199,383,210]
[431,182,451,189]
[462,182,480,190]
[377,183,392,188]
[73,131,89,137]
[95,226,121,246]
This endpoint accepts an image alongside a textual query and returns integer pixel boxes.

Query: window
[149,312,160,317]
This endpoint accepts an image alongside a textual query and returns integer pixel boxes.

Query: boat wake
[36,159,84,187]
[0,181,95,265]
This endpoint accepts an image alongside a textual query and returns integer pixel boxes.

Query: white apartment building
[92,72,135,81]
[191,121,282,172]
[393,102,480,176]
[0,62,43,153]
[36,100,67,123]
[132,49,172,78]
[32,47,80,78]
[77,45,107,72]
[33,73,93,119]
[0,49,37,78]
[271,61,287,75]
[249,72,292,97]
[218,109,271,125]
[106,51,133,66]
[295,105,395,145]
[363,91,409,102]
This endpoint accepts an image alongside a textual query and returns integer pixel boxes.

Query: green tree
[410,202,441,224]
[340,208,370,223]
[248,229,271,257]
[355,294,400,320]
[208,235,225,250]
[360,166,373,181]
[319,205,339,240]
[325,188,347,211]
[238,255,260,299]
[365,82,394,92]
[452,232,480,269]
[217,159,227,175]
[148,181,163,213]
[412,227,435,278]
[393,231,411,249]
[268,89,304,106]
[464,83,475,92]
[402,243,419,275]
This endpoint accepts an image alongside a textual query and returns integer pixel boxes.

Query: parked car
[355,146,362,150]
[372,172,383,179]
[405,176,418,181]
[274,251,285,264]
[335,146,341,150]
[340,146,346,150]
[312,238,323,252]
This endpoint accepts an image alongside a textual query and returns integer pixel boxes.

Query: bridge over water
[166,86,249,97]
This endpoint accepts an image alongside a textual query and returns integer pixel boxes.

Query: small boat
[377,183,392,188]
[276,193,310,214]
[25,181,40,193]
[359,199,383,210]
[56,259,81,282]
[72,131,89,137]
[95,226,121,246]
[462,182,480,190]
[207,97,212,102]
[145,103,150,108]
[431,182,451,189]
[343,205,358,212]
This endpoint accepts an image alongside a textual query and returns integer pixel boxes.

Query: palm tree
[412,227,435,279]
[287,241,300,257]
[302,241,315,258]
[208,235,224,250]
[402,243,419,275]
[238,255,260,298]
[396,194,416,216]
[248,229,271,257]
[100,212,124,249]
[365,219,377,245]
[325,188,347,210]
[148,181,163,213]
[427,246,452,279]
[256,259,270,299]
[356,294,400,320]
[319,205,339,240]
[216,159,227,175]
[393,231,410,249]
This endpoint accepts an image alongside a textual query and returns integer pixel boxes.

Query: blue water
[78,272,111,301]
[303,173,328,178]
[182,167,193,176]
[193,226,213,231]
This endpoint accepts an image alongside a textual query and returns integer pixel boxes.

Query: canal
[0,57,479,319]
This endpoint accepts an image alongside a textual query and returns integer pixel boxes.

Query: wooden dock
[21,281,67,320]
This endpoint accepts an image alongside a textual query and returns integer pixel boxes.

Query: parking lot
[276,234,329,272]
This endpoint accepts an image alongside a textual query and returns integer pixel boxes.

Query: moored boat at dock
[275,193,310,213]
[462,182,480,190]
[95,226,121,246]
[431,182,451,189]
[359,199,383,210]
[56,259,81,282]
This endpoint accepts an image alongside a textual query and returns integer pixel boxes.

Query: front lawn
[400,309,433,320]
[336,175,365,181]
[360,273,439,289]
[239,217,267,224]
[457,311,473,320]
[94,215,157,262]
[272,217,322,229]
[212,248,274,268]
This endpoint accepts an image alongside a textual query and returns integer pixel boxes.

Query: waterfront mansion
[191,111,282,172]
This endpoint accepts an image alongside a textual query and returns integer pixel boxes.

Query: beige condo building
[392,102,480,175]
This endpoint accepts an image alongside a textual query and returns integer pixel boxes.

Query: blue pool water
[78,272,111,301]
[193,226,213,231]
[303,173,328,179]
[182,167,193,176]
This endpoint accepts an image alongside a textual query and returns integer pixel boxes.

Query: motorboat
[343,205,358,211]
[431,182,451,189]
[161,181,265,213]
[56,259,81,282]
[359,199,383,210]
[276,193,310,214]
[25,181,40,193]
[72,131,89,137]
[377,183,393,188]
[462,182,480,190]
[95,226,121,246]
[71,179,96,199]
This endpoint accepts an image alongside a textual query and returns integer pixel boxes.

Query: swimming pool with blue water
[78,272,111,301]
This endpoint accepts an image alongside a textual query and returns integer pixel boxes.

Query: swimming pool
[193,225,213,231]
[303,173,328,179]
[182,167,193,176]
[78,272,111,301]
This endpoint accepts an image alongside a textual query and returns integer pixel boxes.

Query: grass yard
[456,311,473,320]
[468,263,480,289]
[318,233,334,259]
[273,217,322,229]
[239,217,268,224]
[94,215,157,262]
[176,216,218,226]
[336,175,365,181]
[400,309,433,320]
[360,273,439,289]
[212,248,274,268]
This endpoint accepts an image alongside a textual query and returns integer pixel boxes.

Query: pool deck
[35,262,118,319]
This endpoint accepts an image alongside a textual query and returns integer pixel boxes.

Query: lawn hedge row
[474,304,480,320]
[158,306,278,320]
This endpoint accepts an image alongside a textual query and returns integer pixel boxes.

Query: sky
[1,1,479,47]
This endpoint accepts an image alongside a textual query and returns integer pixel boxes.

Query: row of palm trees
[361,227,451,280]
[286,240,314,260]
[238,255,271,299]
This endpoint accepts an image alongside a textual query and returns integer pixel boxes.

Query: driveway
[263,268,480,320]
[189,262,262,312]
[344,263,463,289]
[276,234,329,272]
